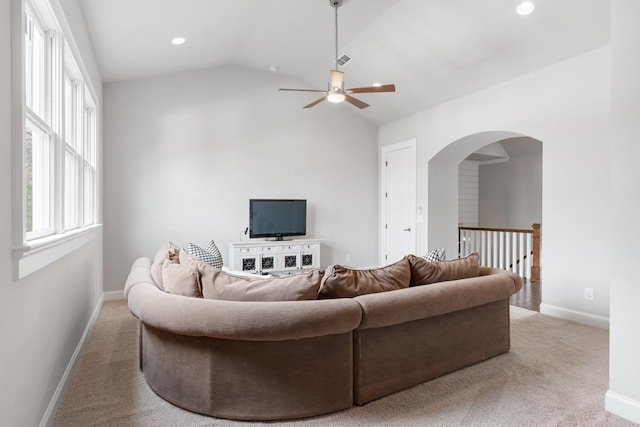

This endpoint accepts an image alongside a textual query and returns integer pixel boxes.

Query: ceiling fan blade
[344,94,369,109]
[347,84,396,94]
[279,88,327,93]
[303,96,328,109]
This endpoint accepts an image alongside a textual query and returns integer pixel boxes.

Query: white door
[381,140,416,264]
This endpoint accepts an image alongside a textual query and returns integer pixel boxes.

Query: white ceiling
[79,0,611,125]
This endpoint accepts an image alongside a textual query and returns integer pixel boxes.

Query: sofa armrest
[127,281,362,342]
[124,257,154,299]
[354,270,521,330]
[480,266,524,293]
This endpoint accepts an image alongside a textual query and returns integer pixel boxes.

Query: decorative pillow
[200,268,323,301]
[186,241,223,269]
[423,247,446,262]
[150,242,180,290]
[203,240,224,268]
[319,257,411,299]
[179,248,212,272]
[408,252,480,286]
[161,259,202,298]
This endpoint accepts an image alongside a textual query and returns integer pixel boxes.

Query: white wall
[479,152,542,229]
[458,160,479,227]
[0,1,103,426]
[379,46,612,326]
[103,65,379,292]
[606,0,640,423]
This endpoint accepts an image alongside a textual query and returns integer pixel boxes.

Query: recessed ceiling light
[269,65,279,72]
[171,37,186,45]
[372,82,382,87]
[516,1,535,15]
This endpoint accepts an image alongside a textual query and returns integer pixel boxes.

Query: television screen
[249,199,306,240]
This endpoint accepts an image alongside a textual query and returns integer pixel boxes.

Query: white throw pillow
[186,240,224,268]
[423,247,446,262]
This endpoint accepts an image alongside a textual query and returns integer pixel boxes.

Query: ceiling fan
[279,0,395,109]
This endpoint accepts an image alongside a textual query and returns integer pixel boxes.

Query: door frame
[380,139,417,265]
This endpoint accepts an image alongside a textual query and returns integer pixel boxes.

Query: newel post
[531,223,541,282]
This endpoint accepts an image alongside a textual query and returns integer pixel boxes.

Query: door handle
[403,227,411,232]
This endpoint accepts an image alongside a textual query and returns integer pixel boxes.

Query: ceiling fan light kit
[279,0,395,109]
[516,1,535,15]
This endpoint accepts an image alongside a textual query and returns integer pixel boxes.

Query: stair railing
[458,223,540,281]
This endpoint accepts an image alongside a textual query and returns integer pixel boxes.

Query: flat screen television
[249,199,307,240]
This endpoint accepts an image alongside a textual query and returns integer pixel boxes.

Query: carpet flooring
[52,301,638,427]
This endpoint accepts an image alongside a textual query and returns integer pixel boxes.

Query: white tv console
[227,239,321,275]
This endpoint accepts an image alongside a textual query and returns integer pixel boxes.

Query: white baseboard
[606,390,640,424]
[539,303,609,329]
[39,294,104,427]
[103,290,124,301]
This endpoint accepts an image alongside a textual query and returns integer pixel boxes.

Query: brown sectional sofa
[124,256,522,421]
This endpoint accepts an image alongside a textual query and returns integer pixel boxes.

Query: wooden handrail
[458,223,541,282]
[458,225,534,234]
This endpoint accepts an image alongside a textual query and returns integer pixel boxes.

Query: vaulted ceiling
[79,0,611,125]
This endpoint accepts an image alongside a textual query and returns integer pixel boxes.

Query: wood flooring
[510,279,541,312]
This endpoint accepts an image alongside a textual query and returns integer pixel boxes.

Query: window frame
[11,0,102,280]
[24,115,55,240]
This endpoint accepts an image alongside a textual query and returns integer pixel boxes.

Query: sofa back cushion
[408,252,480,286]
[177,248,323,301]
[150,242,180,290]
[161,259,202,298]
[319,257,411,299]
[200,268,324,301]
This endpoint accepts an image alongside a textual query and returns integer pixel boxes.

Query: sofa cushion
[408,252,480,286]
[221,266,273,278]
[319,257,411,298]
[161,259,202,298]
[186,241,224,268]
[200,268,324,301]
[150,242,180,291]
[179,248,210,270]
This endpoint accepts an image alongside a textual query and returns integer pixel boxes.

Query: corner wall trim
[605,390,640,424]
[39,295,104,427]
[539,303,609,329]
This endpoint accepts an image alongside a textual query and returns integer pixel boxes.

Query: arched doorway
[427,131,543,310]
[462,137,542,229]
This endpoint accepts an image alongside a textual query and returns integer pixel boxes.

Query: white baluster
[519,233,526,277]
[508,231,515,273]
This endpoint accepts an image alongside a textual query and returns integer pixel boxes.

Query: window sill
[12,224,102,280]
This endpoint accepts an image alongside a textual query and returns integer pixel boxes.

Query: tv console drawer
[238,247,262,254]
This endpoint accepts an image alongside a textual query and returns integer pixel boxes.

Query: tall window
[25,4,46,120]
[24,125,52,235]
[23,0,98,242]
[83,98,97,226]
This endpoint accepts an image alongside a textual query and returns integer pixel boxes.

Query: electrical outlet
[346,254,352,263]
[584,288,594,301]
